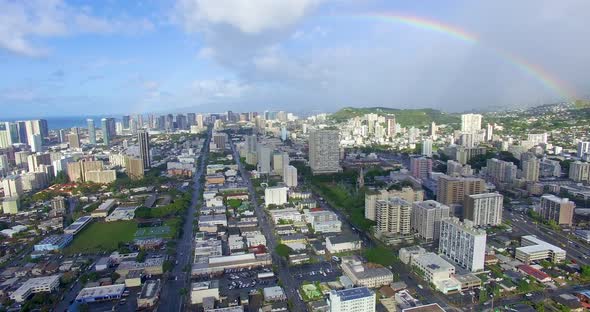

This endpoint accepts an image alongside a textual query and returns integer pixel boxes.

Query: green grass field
[65,220,138,254]
[300,283,323,302]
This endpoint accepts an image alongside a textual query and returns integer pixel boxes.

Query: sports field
[65,220,138,254]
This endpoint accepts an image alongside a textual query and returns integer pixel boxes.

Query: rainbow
[352,12,577,101]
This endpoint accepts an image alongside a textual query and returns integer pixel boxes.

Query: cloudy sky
[1,0,589,118]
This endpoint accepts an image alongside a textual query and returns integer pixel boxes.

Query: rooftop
[332,287,373,301]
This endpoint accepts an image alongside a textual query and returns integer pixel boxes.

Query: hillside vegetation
[330,107,459,127]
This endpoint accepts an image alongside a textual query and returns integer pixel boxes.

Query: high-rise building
[439,217,486,272]
[284,165,298,188]
[486,123,494,141]
[101,118,111,146]
[410,156,432,180]
[125,156,144,180]
[539,194,575,226]
[87,119,96,145]
[540,158,562,178]
[328,287,375,312]
[569,161,590,183]
[246,135,257,154]
[2,175,23,198]
[485,158,517,184]
[187,113,196,126]
[196,114,204,128]
[67,160,104,182]
[272,152,289,176]
[463,192,504,226]
[578,141,590,158]
[421,139,433,157]
[137,130,151,169]
[68,129,80,149]
[30,134,42,153]
[212,132,227,150]
[176,114,187,130]
[375,197,411,235]
[386,116,396,138]
[256,144,272,174]
[436,175,486,206]
[122,115,131,129]
[365,187,424,221]
[309,129,341,175]
[527,133,548,145]
[521,158,540,182]
[0,155,9,177]
[461,113,482,133]
[411,200,450,241]
[58,129,66,143]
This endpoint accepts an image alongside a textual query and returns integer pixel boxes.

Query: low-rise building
[326,235,362,254]
[75,284,126,303]
[10,275,61,303]
[34,234,73,251]
[190,280,220,304]
[263,286,287,302]
[341,257,394,288]
[411,252,459,294]
[137,279,161,309]
[515,235,566,264]
[399,246,426,265]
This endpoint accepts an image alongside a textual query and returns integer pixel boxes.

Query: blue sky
[1,0,589,118]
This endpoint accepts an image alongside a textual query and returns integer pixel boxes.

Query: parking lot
[214,267,279,297]
[291,261,342,283]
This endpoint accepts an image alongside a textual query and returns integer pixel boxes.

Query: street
[229,136,307,312]
[158,128,211,312]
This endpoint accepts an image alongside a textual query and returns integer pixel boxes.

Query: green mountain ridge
[330,107,460,127]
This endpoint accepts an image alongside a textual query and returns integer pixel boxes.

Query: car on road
[417,284,423,289]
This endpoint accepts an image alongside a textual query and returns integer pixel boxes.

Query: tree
[54,171,69,184]
[275,244,293,258]
[136,250,147,263]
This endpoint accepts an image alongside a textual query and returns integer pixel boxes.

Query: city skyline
[2,1,590,118]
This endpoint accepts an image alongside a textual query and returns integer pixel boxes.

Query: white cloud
[174,0,320,34]
[0,0,154,56]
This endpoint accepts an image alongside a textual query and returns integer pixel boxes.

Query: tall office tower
[0,124,10,148]
[527,133,548,145]
[148,115,155,129]
[485,158,517,184]
[461,113,482,133]
[137,114,143,127]
[578,141,590,158]
[87,119,96,145]
[540,158,562,178]
[122,115,131,129]
[328,287,376,312]
[115,122,123,135]
[459,133,476,148]
[68,132,80,149]
[272,152,289,176]
[421,139,433,157]
[138,130,151,169]
[308,129,341,175]
[284,165,298,188]
[569,161,590,183]
[165,114,174,130]
[213,132,227,150]
[410,156,432,180]
[105,117,116,138]
[196,114,204,128]
[429,121,437,138]
[187,113,196,126]
[15,151,30,170]
[365,187,424,221]
[129,118,138,134]
[30,134,42,152]
[101,118,111,146]
[246,135,257,153]
[463,192,504,226]
[256,144,272,174]
[280,126,288,141]
[16,121,28,144]
[439,217,486,272]
[0,154,9,177]
[58,129,66,143]
[176,114,187,130]
[540,194,575,226]
[27,153,51,173]
[156,115,165,130]
[436,175,486,206]
[411,200,450,241]
[226,110,233,122]
[125,156,144,180]
[486,123,494,141]
[375,197,412,235]
[2,175,23,198]
[521,158,540,182]
[6,122,18,144]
